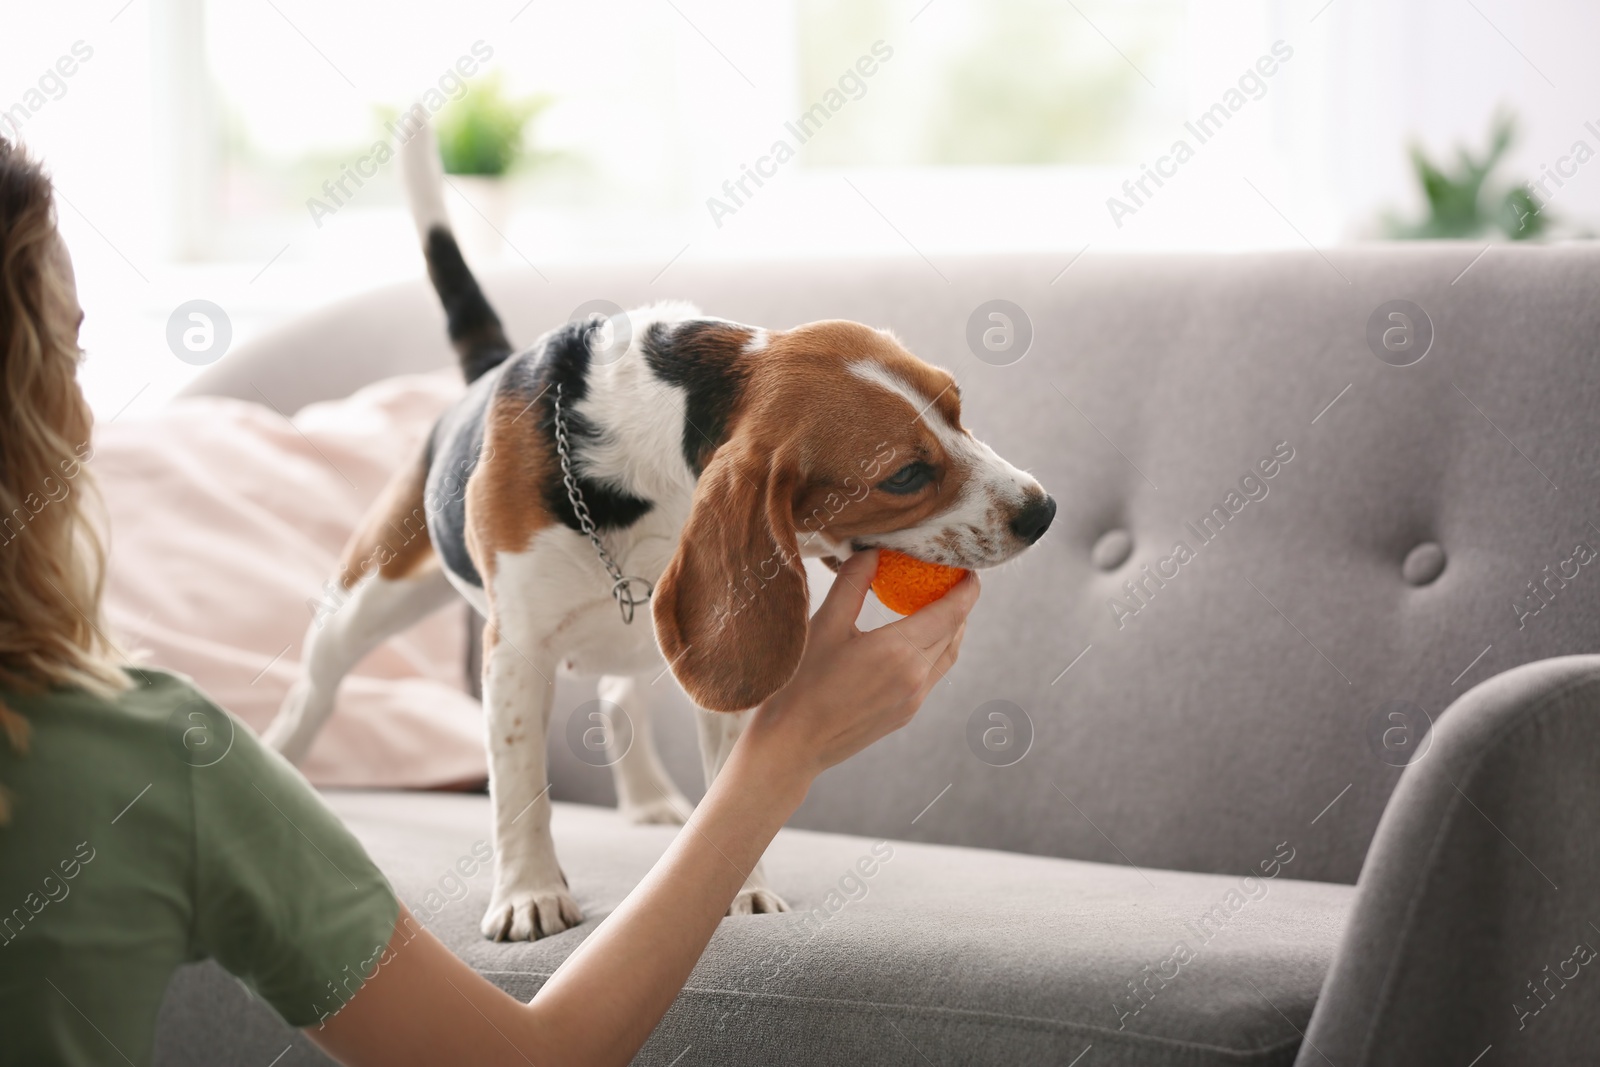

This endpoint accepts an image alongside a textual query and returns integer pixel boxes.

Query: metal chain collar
[552,384,653,624]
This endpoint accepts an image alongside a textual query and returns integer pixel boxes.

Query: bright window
[796,0,1187,166]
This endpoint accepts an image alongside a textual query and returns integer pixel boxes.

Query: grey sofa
[158,245,1600,1065]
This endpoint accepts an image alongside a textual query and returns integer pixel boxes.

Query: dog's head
[654,319,1053,712]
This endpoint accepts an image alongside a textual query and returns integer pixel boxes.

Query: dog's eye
[879,462,932,495]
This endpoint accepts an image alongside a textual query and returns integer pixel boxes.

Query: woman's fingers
[917,622,967,701]
[813,549,878,634]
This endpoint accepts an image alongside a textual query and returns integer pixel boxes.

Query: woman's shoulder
[5,664,208,715]
[1,666,236,774]
[115,665,217,712]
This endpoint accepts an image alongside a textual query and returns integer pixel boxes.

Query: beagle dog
[263,126,1056,942]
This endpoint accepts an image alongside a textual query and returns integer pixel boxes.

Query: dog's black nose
[1011,494,1056,544]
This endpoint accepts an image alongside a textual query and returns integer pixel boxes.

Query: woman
[0,137,977,1066]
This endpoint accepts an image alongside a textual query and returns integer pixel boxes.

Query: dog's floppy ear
[653,442,808,712]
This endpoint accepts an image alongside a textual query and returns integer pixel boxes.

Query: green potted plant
[434,74,552,261]
[1383,111,1548,241]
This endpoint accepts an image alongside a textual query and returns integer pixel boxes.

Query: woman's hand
[738,549,980,792]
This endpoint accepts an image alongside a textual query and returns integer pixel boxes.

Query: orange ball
[870,549,968,615]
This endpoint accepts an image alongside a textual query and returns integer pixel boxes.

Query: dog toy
[871,549,968,615]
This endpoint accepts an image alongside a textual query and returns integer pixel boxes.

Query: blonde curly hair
[0,137,127,818]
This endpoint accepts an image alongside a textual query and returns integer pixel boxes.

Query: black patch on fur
[423,226,513,383]
[508,323,656,534]
[642,319,751,475]
[424,368,503,590]
[421,322,656,592]
[535,318,599,404]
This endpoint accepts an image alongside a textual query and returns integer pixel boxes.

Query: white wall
[1289,0,1600,239]
[1,0,1595,417]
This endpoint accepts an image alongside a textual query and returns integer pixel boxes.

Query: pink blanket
[95,372,487,789]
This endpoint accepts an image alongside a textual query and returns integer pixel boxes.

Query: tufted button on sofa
[160,245,1600,1066]
[1401,541,1447,585]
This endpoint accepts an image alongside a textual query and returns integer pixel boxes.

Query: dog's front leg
[480,622,581,941]
[695,706,790,915]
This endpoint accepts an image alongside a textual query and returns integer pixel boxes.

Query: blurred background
[2,0,1593,417]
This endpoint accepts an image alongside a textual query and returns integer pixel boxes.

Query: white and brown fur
[263,124,1056,941]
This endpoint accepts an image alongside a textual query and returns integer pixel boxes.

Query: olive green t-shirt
[0,668,398,1066]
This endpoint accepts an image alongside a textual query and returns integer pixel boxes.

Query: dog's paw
[728,887,789,916]
[481,886,583,941]
[619,794,693,826]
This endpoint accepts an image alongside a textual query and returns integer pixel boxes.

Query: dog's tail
[399,120,514,383]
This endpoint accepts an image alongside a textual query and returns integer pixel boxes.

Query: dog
[263,125,1056,941]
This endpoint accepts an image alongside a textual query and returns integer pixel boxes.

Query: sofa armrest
[1298,655,1600,1066]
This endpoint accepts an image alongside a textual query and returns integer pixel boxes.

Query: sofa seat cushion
[155,792,1352,1067]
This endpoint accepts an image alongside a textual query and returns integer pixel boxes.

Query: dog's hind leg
[264,565,458,764]
[695,706,790,915]
[265,446,458,764]
[597,674,692,825]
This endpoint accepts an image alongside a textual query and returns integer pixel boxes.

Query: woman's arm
[311,550,977,1067]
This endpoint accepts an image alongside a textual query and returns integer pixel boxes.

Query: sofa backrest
[186,245,1600,885]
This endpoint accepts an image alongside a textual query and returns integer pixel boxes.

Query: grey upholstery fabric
[1298,655,1600,1066]
[182,245,1600,888]
[167,246,1600,1063]
[156,793,1351,1067]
